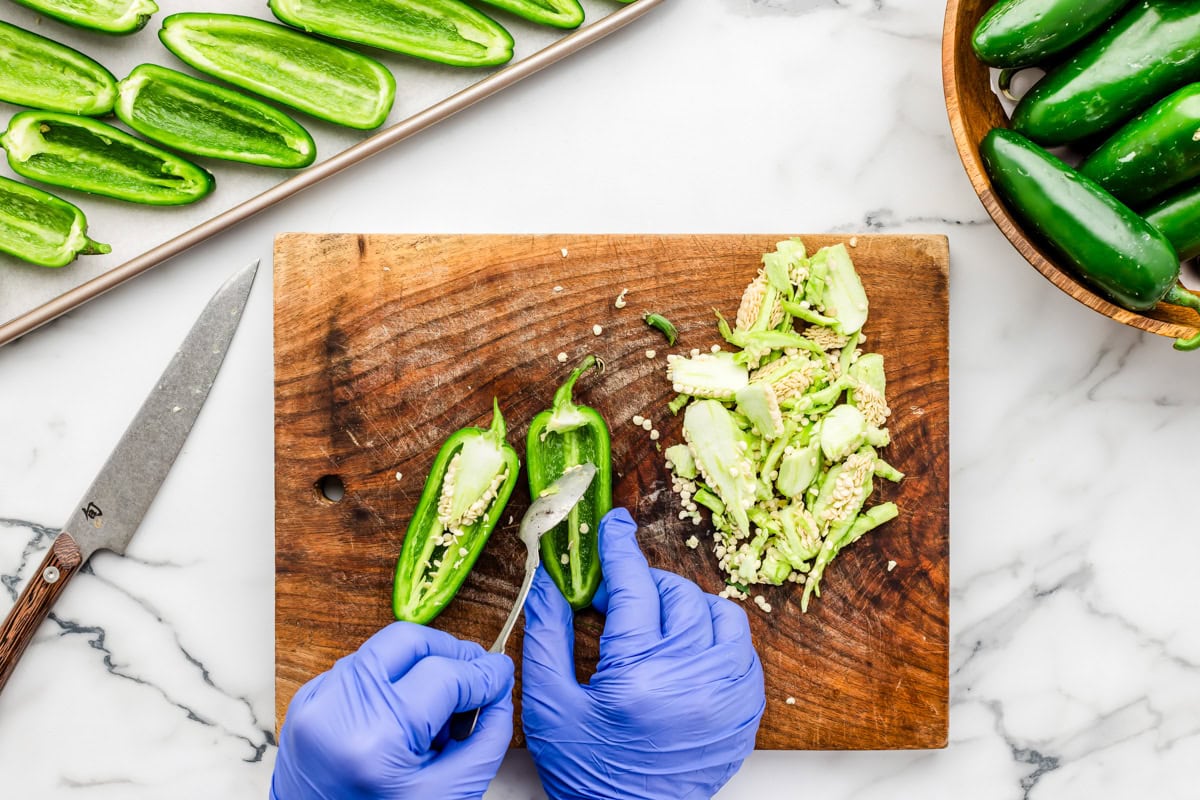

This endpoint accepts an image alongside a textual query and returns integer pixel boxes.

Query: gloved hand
[271,622,514,800]
[522,507,765,800]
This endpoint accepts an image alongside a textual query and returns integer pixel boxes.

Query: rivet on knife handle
[0,533,83,694]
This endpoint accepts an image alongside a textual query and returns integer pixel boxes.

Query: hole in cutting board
[316,475,345,503]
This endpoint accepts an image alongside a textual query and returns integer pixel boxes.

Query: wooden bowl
[942,0,1200,343]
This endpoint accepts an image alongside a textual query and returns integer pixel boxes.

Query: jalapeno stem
[553,354,601,407]
[80,239,112,256]
[486,396,507,439]
[1165,285,1200,350]
[546,355,603,433]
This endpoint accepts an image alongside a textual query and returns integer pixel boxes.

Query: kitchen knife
[0,261,259,694]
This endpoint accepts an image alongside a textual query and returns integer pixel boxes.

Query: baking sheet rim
[0,0,667,347]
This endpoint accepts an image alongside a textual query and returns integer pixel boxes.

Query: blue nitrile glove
[522,507,766,800]
[271,622,514,800]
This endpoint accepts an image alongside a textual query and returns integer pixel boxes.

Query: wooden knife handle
[0,532,83,694]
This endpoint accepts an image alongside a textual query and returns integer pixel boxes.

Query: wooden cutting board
[275,233,949,750]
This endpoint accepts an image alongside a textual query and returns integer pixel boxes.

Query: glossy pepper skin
[393,400,520,625]
[0,111,213,206]
[1145,183,1200,262]
[972,0,1132,68]
[526,356,612,609]
[1080,84,1200,208]
[981,128,1187,305]
[115,64,316,169]
[984,129,1200,350]
[0,176,110,268]
[268,0,514,68]
[1012,0,1200,145]
[0,21,118,116]
[159,13,396,131]
[8,0,158,35]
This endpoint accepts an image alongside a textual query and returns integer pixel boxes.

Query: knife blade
[0,261,258,694]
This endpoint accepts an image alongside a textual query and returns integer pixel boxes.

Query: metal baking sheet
[0,0,665,345]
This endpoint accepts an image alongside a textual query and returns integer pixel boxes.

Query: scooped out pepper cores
[526,355,612,609]
[393,399,520,624]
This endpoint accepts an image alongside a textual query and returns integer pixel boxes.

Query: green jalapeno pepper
[0,20,117,116]
[644,312,679,345]
[1012,0,1200,145]
[0,175,110,268]
[1145,183,1200,261]
[393,400,520,624]
[268,0,514,68]
[972,0,1132,69]
[115,64,316,169]
[526,355,612,609]
[0,111,214,206]
[475,0,584,29]
[1079,84,1200,208]
[8,0,158,35]
[981,128,1200,350]
[159,13,396,131]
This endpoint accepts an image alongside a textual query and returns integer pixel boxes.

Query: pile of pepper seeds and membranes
[662,239,903,612]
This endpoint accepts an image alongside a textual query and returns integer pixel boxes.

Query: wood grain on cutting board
[275,234,949,749]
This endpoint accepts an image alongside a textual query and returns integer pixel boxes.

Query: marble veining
[1,519,274,767]
[2,0,1199,797]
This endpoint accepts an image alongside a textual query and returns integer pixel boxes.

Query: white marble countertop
[3,0,1199,797]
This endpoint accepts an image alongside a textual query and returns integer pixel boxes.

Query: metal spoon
[448,462,597,741]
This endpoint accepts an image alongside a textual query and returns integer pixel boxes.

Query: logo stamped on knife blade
[82,502,103,527]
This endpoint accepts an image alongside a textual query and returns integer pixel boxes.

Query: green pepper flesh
[393,401,520,625]
[159,13,396,130]
[268,0,514,68]
[8,0,159,35]
[475,0,584,29]
[0,175,110,268]
[0,111,214,206]
[1012,0,1200,145]
[526,356,612,609]
[0,20,118,116]
[981,127,1181,311]
[115,64,316,169]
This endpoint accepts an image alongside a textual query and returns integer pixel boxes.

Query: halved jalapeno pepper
[1,111,213,206]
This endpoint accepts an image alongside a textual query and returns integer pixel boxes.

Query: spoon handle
[449,548,540,741]
[489,549,540,654]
